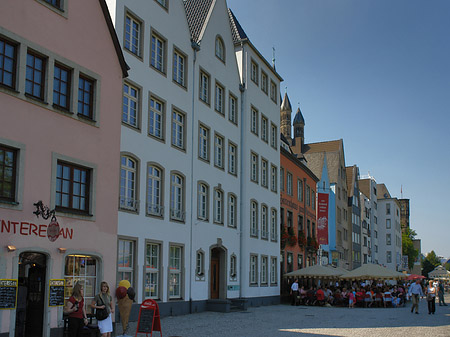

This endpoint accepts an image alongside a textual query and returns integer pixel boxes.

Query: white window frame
[123,82,139,128]
[118,239,134,287]
[250,254,258,285]
[261,256,268,285]
[270,256,277,285]
[261,205,268,239]
[151,32,166,73]
[214,133,224,169]
[250,152,258,183]
[261,158,268,188]
[149,96,164,140]
[169,245,182,298]
[261,71,268,94]
[214,82,224,114]
[124,13,141,57]
[270,123,277,149]
[251,60,258,85]
[271,164,277,192]
[230,254,237,279]
[228,142,237,175]
[198,124,209,161]
[213,188,224,224]
[170,173,184,221]
[196,250,205,277]
[250,200,258,237]
[228,94,237,125]
[251,107,258,135]
[270,208,277,241]
[261,115,268,142]
[297,179,303,201]
[287,172,293,196]
[173,49,186,87]
[147,164,163,216]
[144,242,160,299]
[171,109,185,150]
[228,193,237,228]
[197,182,209,221]
[215,36,225,62]
[120,155,139,212]
[199,70,210,104]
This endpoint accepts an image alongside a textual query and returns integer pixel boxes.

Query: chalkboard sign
[137,308,154,333]
[0,279,17,310]
[49,279,65,307]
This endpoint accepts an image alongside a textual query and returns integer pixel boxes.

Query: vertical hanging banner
[317,193,329,245]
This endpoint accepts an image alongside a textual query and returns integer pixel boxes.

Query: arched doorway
[15,252,47,337]
[210,247,226,299]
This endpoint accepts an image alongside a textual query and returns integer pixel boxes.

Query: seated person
[355,288,365,307]
[364,289,374,307]
[316,287,325,306]
[383,288,393,307]
[374,289,383,307]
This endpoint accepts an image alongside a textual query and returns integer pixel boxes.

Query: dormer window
[215,36,225,63]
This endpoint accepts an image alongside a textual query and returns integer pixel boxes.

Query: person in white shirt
[408,279,424,314]
[290,279,299,305]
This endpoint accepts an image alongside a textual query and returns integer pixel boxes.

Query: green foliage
[422,250,441,278]
[445,262,450,271]
[402,228,418,270]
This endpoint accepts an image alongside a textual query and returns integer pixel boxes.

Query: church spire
[280,92,292,139]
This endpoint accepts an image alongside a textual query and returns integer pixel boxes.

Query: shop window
[117,239,134,287]
[64,255,97,305]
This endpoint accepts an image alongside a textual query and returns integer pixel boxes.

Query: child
[349,288,356,308]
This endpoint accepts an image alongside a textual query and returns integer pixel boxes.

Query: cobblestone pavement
[124,295,450,337]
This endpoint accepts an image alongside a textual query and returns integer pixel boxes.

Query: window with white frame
[250,254,258,285]
[123,82,139,128]
[228,142,237,175]
[271,165,277,192]
[144,242,160,299]
[270,256,277,284]
[169,246,182,298]
[120,155,138,211]
[173,49,186,87]
[229,94,237,125]
[214,134,224,169]
[198,124,209,161]
[287,172,293,195]
[124,13,141,57]
[261,71,268,94]
[261,256,268,285]
[117,239,134,286]
[230,254,237,279]
[215,37,225,62]
[270,208,277,241]
[250,60,258,85]
[171,109,185,150]
[251,107,258,135]
[199,70,210,104]
[149,96,164,140]
[213,188,224,224]
[147,165,163,216]
[228,193,237,228]
[151,32,165,73]
[386,218,391,229]
[196,250,205,277]
[270,80,277,103]
[250,201,258,237]
[386,251,392,264]
[170,173,184,221]
[64,255,97,305]
[261,115,268,142]
[197,182,208,220]
[261,205,268,239]
[261,159,268,188]
[270,123,277,149]
[214,82,224,114]
[297,179,303,201]
[250,152,258,183]
[386,233,391,245]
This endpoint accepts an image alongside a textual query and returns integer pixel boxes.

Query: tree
[402,228,418,270]
[422,250,441,278]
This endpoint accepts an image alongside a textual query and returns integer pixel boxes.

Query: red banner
[317,193,329,245]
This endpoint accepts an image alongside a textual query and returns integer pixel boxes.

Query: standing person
[91,281,114,337]
[64,282,88,337]
[426,280,437,315]
[438,281,448,306]
[408,279,424,314]
[290,279,299,305]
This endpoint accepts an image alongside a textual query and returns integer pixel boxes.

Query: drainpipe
[189,40,200,313]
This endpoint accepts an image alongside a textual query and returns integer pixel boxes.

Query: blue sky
[227,0,450,259]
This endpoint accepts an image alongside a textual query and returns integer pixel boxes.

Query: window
[306,185,310,206]
[214,82,225,114]
[386,203,391,215]
[0,145,16,202]
[386,218,391,229]
[228,193,237,228]
[250,254,258,285]
[169,246,182,298]
[251,107,258,135]
[261,159,268,188]
[261,115,268,142]
[196,250,205,277]
[65,255,97,304]
[270,165,277,192]
[250,60,258,85]
[120,155,138,211]
[228,142,237,175]
[151,32,166,73]
[56,161,90,213]
[198,124,209,161]
[297,254,303,269]
[53,63,71,110]
[261,256,268,285]
[171,109,185,150]
[287,252,293,273]
[311,190,315,210]
[170,173,184,221]
[261,205,268,239]
[125,14,141,56]
[117,239,134,286]
[270,80,277,103]
[197,182,209,220]
[43,0,62,9]
[229,94,237,124]
[149,96,164,139]
[199,70,210,104]
[250,152,258,183]
[215,37,225,62]
[386,233,391,246]
[230,255,237,279]
[123,82,139,127]
[386,251,392,264]
[250,201,258,237]
[26,52,46,100]
[280,167,284,191]
[145,243,160,299]
[270,208,277,241]
[0,37,16,88]
[270,123,277,149]
[213,188,224,224]
[297,179,303,201]
[78,75,94,119]
[147,165,163,216]
[173,49,186,87]
[214,134,224,169]
[287,172,293,195]
[287,211,293,228]
[261,71,268,94]
[270,257,277,284]
[298,215,304,231]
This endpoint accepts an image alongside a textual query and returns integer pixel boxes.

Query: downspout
[189,40,200,313]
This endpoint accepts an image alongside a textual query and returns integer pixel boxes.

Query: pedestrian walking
[426,280,436,315]
[290,279,299,306]
[408,279,424,314]
[438,281,447,306]
[91,281,114,337]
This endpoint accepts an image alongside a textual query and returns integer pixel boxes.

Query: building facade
[346,165,361,269]
[0,0,127,336]
[360,191,373,264]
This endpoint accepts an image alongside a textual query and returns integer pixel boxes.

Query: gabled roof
[228,8,248,44]
[183,0,214,43]
[303,139,343,154]
[377,183,391,199]
[346,165,359,198]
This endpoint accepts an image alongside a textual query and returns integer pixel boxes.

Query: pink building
[0,0,127,336]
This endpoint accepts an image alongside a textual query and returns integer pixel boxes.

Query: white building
[360,191,373,264]
[359,175,379,264]
[105,0,281,316]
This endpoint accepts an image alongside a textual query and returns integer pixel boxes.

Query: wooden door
[210,257,220,299]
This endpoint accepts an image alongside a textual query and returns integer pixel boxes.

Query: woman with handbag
[426,280,436,315]
[91,281,114,337]
[64,282,88,337]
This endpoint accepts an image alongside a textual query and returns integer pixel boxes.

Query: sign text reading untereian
[1,219,73,240]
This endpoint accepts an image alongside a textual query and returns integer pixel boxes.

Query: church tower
[292,106,305,154]
[280,92,292,141]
